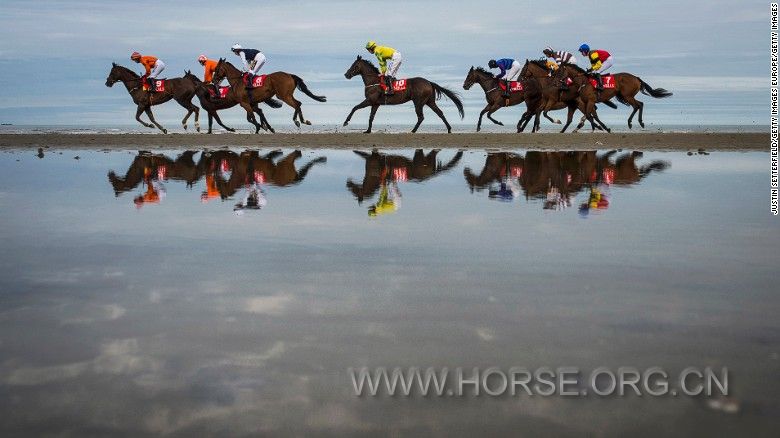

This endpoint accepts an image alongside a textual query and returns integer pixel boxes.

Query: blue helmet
[579,44,590,53]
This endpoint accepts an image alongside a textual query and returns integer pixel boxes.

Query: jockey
[543,46,577,66]
[131,52,165,91]
[578,44,613,90]
[366,41,402,95]
[231,44,266,79]
[488,58,520,97]
[198,54,220,95]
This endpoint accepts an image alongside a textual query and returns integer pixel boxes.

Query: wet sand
[0,132,767,150]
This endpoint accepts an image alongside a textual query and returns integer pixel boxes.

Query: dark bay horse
[182,71,281,133]
[462,66,528,131]
[105,63,199,134]
[343,56,464,133]
[556,63,672,130]
[211,59,326,132]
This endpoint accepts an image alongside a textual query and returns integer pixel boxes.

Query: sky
[0,0,770,128]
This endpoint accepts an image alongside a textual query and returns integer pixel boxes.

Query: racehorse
[211,59,326,132]
[105,63,199,134]
[462,66,528,131]
[556,63,672,130]
[518,61,609,133]
[182,71,281,133]
[343,56,464,133]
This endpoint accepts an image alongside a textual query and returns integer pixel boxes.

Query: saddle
[588,74,616,89]
[242,73,267,88]
[498,81,524,93]
[378,75,408,92]
[208,86,232,99]
[141,76,166,92]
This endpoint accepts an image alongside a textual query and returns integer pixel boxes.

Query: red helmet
[130,51,142,60]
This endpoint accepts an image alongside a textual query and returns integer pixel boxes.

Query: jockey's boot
[385,76,394,95]
[502,80,511,98]
[147,77,155,92]
[595,73,604,91]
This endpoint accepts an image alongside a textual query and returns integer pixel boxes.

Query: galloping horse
[521,59,617,128]
[211,59,326,132]
[556,63,672,130]
[463,66,529,132]
[518,61,609,133]
[105,63,199,134]
[181,71,281,133]
[343,56,464,133]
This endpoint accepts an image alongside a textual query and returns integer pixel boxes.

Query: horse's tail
[263,97,282,108]
[602,99,618,109]
[431,82,465,119]
[291,74,327,102]
[639,79,673,98]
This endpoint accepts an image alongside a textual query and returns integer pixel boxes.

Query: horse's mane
[564,63,587,74]
[528,59,548,68]
[473,66,493,77]
[114,64,139,78]
[356,56,380,75]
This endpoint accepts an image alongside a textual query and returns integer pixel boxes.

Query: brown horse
[211,59,326,132]
[557,63,672,130]
[343,56,464,133]
[462,66,528,131]
[182,71,281,133]
[105,63,199,134]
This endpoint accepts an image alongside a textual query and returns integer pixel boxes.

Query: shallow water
[0,148,777,436]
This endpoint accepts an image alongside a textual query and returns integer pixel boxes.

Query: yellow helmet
[365,41,377,50]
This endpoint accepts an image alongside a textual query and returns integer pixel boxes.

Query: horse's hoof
[227,128,235,132]
[304,120,312,125]
[182,124,188,131]
[162,129,168,134]
[606,129,612,133]
[497,122,504,126]
[294,120,301,128]
[363,130,371,134]
[640,122,645,128]
[268,128,275,133]
[555,120,562,124]
[343,121,349,127]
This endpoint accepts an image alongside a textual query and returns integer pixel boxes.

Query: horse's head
[463,67,476,90]
[344,56,362,79]
[212,58,227,84]
[183,70,200,83]
[105,62,124,87]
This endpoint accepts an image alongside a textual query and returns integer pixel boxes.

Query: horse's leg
[212,111,235,133]
[427,100,451,133]
[135,105,154,129]
[365,105,379,134]
[176,98,199,132]
[411,101,425,133]
[543,110,561,124]
[623,96,645,129]
[573,115,587,133]
[144,107,167,134]
[476,105,489,132]
[239,102,263,134]
[279,95,304,128]
[592,109,611,133]
[485,101,504,126]
[251,105,270,132]
[343,99,371,127]
[207,112,214,134]
[559,103,576,133]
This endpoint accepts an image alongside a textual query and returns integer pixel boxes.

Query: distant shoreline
[0,132,767,151]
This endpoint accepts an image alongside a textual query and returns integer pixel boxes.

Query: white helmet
[197,54,207,62]
[231,44,242,51]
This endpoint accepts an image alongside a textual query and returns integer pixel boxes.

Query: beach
[0,132,767,150]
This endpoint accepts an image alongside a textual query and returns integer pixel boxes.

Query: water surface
[0,147,777,436]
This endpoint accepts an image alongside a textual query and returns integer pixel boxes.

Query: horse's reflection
[465,150,669,211]
[108,149,327,207]
[347,149,463,205]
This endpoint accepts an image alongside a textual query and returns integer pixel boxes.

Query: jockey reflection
[464,150,669,213]
[108,149,326,211]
